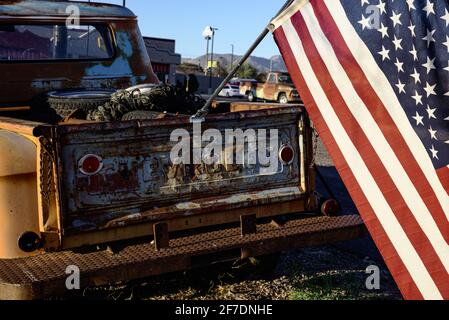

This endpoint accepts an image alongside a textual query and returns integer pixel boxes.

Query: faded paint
[175,186,301,211]
[0,2,158,107]
[54,107,305,234]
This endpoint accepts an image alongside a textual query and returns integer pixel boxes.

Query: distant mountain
[182,54,287,74]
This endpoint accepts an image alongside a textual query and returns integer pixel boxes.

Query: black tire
[122,110,166,121]
[248,91,256,102]
[46,90,113,117]
[278,93,288,104]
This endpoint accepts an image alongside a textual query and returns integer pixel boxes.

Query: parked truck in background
[0,0,365,300]
[240,72,302,104]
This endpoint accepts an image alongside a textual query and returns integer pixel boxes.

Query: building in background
[144,37,181,84]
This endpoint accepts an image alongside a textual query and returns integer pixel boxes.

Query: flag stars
[378,23,389,38]
[423,29,436,48]
[443,36,449,53]
[423,82,437,97]
[406,0,416,11]
[442,8,449,27]
[423,0,435,17]
[422,57,436,74]
[396,79,406,93]
[358,15,372,30]
[411,90,423,106]
[411,68,421,84]
[428,126,438,140]
[409,45,418,61]
[426,105,437,119]
[361,0,370,6]
[444,62,449,73]
[430,145,439,160]
[392,36,403,51]
[395,58,404,73]
[412,112,424,126]
[377,0,386,14]
[390,11,402,27]
[408,22,416,38]
[378,46,390,61]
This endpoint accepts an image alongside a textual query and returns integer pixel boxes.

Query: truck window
[278,74,293,84]
[0,24,114,61]
[267,74,277,83]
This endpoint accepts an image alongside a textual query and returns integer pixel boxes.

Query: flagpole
[192,0,295,119]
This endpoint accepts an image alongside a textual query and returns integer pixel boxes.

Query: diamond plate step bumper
[0,214,366,300]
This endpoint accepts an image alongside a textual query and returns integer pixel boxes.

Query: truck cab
[241,72,301,104]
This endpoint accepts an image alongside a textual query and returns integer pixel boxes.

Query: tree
[214,61,229,77]
[256,72,268,83]
[177,63,204,75]
[235,62,258,79]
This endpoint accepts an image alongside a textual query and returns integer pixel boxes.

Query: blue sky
[78,0,286,59]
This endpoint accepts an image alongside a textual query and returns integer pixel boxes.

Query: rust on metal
[0,214,366,300]
[61,198,310,249]
[0,0,159,108]
[153,222,169,250]
[240,214,257,236]
[53,107,306,239]
[0,117,48,137]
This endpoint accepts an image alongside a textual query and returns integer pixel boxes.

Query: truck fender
[0,130,39,259]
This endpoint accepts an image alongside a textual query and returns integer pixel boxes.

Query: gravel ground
[67,137,402,301]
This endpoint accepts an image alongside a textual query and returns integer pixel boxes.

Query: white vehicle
[219,84,243,97]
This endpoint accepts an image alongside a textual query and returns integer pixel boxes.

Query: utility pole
[122,0,126,6]
[230,44,234,71]
[205,37,210,75]
[209,27,218,94]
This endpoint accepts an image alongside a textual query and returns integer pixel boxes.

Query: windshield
[278,74,293,84]
[0,24,114,61]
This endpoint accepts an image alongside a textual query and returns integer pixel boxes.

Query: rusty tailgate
[52,107,307,236]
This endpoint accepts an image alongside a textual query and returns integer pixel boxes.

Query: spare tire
[47,90,114,117]
[121,110,169,121]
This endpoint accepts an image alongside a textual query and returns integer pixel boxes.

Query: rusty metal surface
[240,72,301,102]
[54,107,306,236]
[0,214,366,300]
[0,117,48,136]
[0,1,158,107]
[230,102,305,113]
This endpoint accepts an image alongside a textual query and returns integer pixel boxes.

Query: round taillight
[279,144,295,165]
[18,231,41,253]
[79,154,103,175]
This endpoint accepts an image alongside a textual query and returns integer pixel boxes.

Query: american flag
[271,0,449,299]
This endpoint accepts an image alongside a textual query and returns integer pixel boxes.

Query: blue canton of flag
[343,0,449,174]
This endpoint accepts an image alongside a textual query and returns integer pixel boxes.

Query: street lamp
[203,26,218,94]
[202,26,213,77]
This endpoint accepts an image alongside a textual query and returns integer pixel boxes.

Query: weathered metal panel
[0,15,158,106]
[55,107,305,235]
[0,214,366,300]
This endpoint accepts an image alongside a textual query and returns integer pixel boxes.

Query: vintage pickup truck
[0,0,365,299]
[240,72,302,104]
